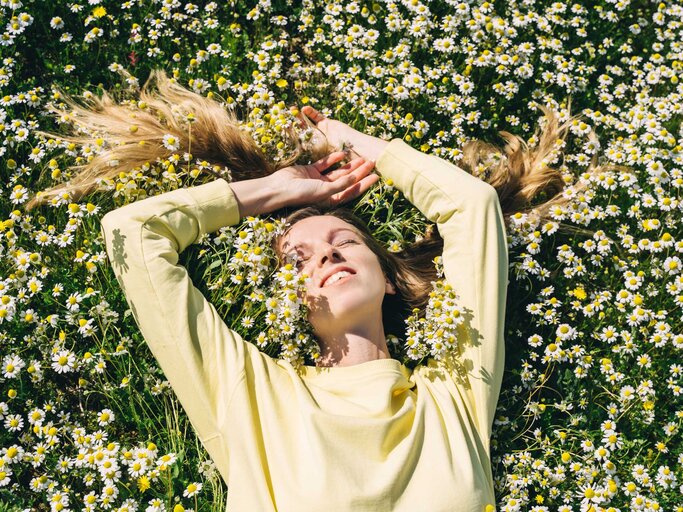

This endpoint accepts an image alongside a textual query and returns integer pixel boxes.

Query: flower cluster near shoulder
[404,256,466,363]
[204,216,317,367]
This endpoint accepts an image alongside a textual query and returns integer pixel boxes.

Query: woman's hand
[269,151,378,209]
[229,151,378,217]
[301,106,389,163]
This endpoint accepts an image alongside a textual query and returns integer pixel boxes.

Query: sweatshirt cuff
[185,179,241,234]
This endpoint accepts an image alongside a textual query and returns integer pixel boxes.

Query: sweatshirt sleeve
[376,139,509,442]
[100,179,251,460]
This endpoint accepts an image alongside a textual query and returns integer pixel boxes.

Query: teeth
[324,270,351,287]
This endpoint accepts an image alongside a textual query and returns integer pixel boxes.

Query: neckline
[299,357,407,379]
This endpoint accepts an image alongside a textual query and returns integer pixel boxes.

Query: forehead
[280,215,359,250]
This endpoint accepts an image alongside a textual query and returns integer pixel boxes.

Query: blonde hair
[27,71,328,209]
[460,106,579,221]
[31,70,588,223]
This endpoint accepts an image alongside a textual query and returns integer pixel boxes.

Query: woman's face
[278,215,395,336]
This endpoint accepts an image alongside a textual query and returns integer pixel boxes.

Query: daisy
[51,349,76,373]
[162,134,180,151]
[183,481,202,497]
[2,354,24,378]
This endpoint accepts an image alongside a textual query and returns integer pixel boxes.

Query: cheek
[299,273,320,305]
[365,256,386,282]
[300,284,314,303]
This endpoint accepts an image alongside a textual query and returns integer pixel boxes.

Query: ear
[385,277,396,295]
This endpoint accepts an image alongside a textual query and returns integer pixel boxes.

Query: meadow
[0,0,682,510]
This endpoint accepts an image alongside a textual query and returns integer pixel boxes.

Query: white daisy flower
[162,134,180,151]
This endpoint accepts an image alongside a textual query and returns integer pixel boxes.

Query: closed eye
[285,251,309,270]
[295,254,310,270]
[291,240,357,270]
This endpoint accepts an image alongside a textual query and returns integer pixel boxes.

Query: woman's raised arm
[100,154,375,475]
[101,179,247,465]
[302,107,508,444]
[376,141,508,444]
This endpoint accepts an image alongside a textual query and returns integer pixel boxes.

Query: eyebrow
[281,227,359,251]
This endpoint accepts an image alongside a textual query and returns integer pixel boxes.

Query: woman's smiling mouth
[320,268,356,287]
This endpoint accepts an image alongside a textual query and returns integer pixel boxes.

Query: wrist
[343,131,388,163]
[228,175,285,218]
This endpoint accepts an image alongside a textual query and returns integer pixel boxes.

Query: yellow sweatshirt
[100,140,508,511]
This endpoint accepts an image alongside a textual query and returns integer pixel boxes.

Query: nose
[316,243,342,267]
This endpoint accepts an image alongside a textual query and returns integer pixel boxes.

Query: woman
[31,73,570,511]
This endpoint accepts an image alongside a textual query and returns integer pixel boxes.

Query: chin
[307,291,384,333]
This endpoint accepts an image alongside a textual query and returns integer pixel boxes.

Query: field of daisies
[1,0,683,510]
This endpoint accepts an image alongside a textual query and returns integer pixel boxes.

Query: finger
[323,157,367,180]
[310,151,347,173]
[324,160,377,204]
[344,159,376,182]
[302,105,325,124]
[289,105,310,129]
[354,173,381,197]
[331,173,380,205]
[329,159,375,186]
[339,173,379,203]
[324,172,358,195]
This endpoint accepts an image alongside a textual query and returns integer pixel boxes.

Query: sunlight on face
[278,215,394,336]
